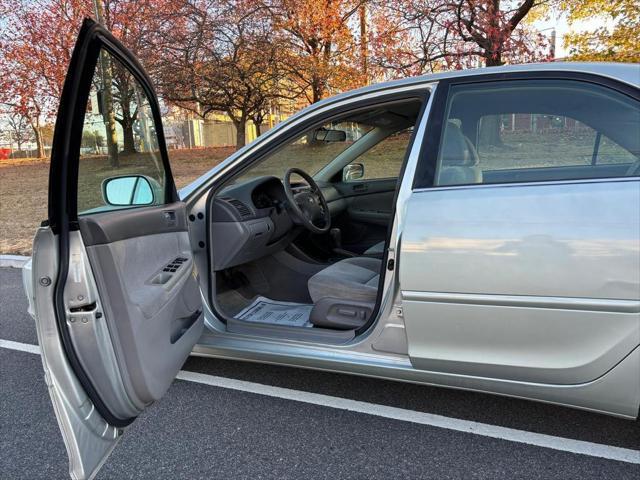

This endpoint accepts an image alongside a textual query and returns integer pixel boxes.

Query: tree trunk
[122,120,136,155]
[480,51,504,147]
[99,50,119,168]
[120,86,137,155]
[233,116,247,150]
[254,121,262,137]
[32,122,45,159]
[485,51,503,67]
[359,4,368,83]
[311,67,325,103]
[311,77,323,104]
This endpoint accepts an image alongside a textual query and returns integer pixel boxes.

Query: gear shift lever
[330,228,342,249]
[330,227,356,257]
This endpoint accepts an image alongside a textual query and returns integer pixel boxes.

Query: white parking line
[1,339,40,354]
[2,338,639,465]
[0,254,30,268]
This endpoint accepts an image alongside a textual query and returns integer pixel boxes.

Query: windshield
[230,121,375,185]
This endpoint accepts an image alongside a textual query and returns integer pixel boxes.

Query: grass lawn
[0,147,234,255]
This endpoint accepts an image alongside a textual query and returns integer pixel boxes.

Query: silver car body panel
[400,179,640,385]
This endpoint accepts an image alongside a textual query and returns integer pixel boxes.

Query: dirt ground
[0,136,411,255]
[7,128,609,256]
[0,148,233,255]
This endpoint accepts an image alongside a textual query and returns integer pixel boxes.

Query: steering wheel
[283,167,331,234]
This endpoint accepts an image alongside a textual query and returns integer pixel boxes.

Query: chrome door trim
[402,291,640,313]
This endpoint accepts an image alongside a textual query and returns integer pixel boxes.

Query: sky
[535,11,608,59]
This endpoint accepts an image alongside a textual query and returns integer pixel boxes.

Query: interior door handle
[353,184,368,192]
[163,210,177,227]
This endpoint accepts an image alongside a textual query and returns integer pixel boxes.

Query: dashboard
[209,177,295,270]
[209,175,347,271]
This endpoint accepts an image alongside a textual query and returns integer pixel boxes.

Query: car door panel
[400,74,640,389]
[400,179,640,385]
[80,204,202,408]
[31,227,122,480]
[347,188,396,226]
[333,178,397,250]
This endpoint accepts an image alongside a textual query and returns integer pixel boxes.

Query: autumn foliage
[562,0,640,63]
[0,0,636,154]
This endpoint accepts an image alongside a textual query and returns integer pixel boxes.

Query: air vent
[221,197,252,218]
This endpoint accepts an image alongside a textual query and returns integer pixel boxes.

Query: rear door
[30,19,203,479]
[399,72,640,387]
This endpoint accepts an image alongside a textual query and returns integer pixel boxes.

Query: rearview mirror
[343,163,364,181]
[102,175,154,206]
[313,128,346,143]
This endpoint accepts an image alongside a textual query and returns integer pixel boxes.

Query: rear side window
[432,79,640,187]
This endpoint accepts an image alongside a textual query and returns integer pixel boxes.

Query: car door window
[77,49,166,214]
[431,79,640,187]
[345,126,414,181]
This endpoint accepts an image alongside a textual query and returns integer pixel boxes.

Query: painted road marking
[2,338,639,465]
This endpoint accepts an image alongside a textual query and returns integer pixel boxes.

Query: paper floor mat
[235,296,313,327]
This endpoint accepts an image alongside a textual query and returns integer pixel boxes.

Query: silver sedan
[24,18,640,480]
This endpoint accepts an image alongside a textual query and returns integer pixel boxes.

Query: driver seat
[307,257,382,329]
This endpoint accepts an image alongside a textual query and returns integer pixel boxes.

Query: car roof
[364,62,639,92]
[317,62,639,106]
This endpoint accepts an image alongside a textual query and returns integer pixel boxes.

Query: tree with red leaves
[262,0,369,103]
[0,0,180,158]
[0,0,90,158]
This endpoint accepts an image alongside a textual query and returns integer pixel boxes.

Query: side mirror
[314,128,346,143]
[102,175,154,206]
[343,163,364,182]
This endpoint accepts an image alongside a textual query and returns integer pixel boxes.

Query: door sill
[221,316,356,344]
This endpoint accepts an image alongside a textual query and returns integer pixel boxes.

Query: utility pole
[94,0,119,167]
[359,4,368,85]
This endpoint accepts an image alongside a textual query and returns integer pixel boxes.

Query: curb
[0,255,31,268]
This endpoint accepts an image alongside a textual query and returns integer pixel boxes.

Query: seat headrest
[440,121,477,166]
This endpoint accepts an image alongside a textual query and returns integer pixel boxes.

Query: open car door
[30,19,204,479]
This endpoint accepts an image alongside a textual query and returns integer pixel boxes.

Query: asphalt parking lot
[1,266,639,479]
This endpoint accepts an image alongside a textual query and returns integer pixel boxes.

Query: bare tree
[5,112,34,155]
